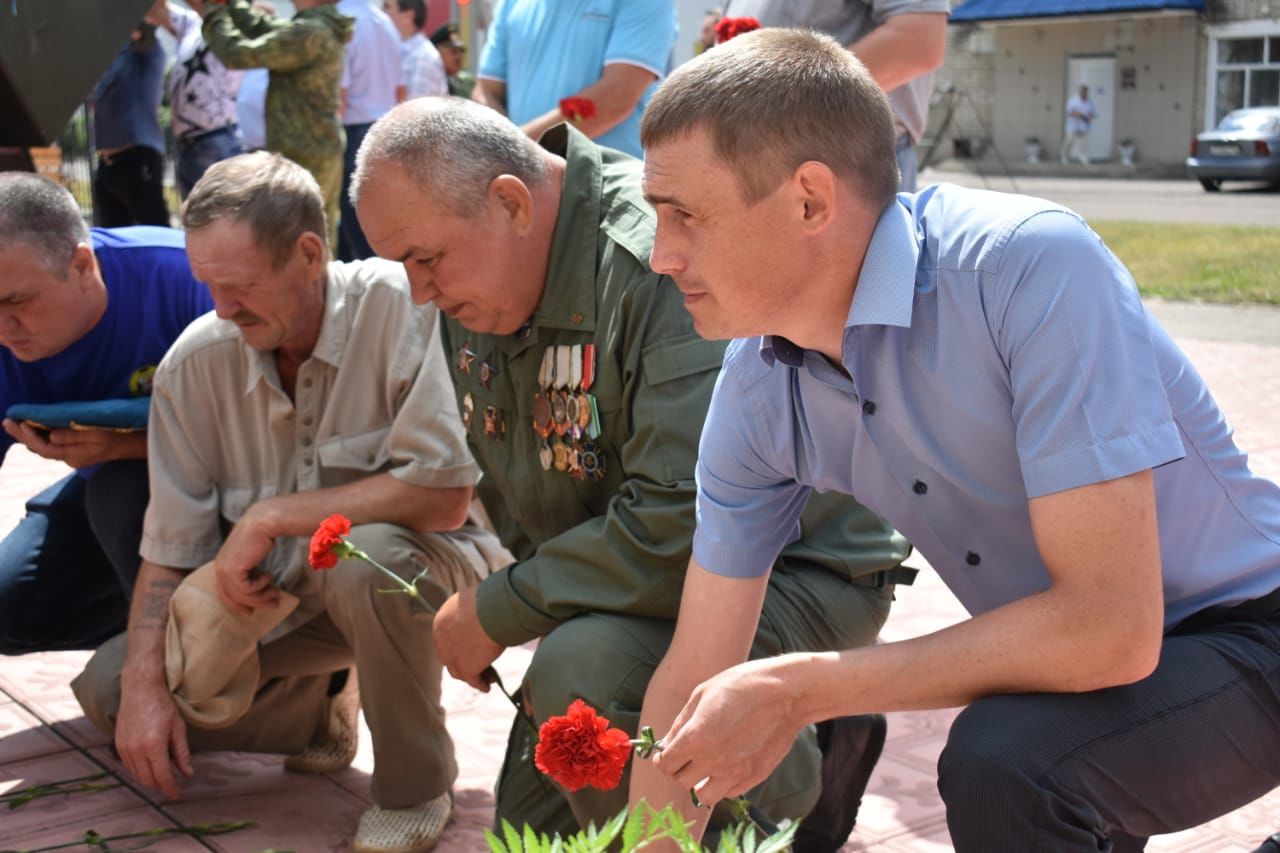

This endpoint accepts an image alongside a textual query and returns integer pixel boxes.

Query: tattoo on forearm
[135,579,179,630]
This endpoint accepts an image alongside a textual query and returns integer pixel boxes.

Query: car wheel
[1199,178,1222,192]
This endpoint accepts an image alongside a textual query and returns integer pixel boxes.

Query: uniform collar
[530,123,600,337]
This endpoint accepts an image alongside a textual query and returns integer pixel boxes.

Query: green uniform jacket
[444,126,910,649]
[203,0,353,162]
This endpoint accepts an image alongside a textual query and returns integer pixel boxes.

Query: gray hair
[182,151,327,267]
[350,98,550,218]
[0,172,90,275]
[642,28,899,210]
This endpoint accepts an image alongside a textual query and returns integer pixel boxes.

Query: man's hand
[213,509,279,615]
[652,658,801,808]
[115,677,194,800]
[2,419,146,468]
[433,585,504,692]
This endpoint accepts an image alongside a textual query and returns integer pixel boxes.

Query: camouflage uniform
[203,0,353,248]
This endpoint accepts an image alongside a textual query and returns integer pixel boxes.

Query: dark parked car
[1186,107,1280,191]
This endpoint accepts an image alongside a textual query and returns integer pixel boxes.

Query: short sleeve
[603,0,675,79]
[991,210,1184,497]
[691,345,812,578]
[477,0,509,82]
[140,368,224,568]
[869,0,953,23]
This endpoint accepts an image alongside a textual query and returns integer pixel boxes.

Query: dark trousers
[0,461,149,655]
[93,146,169,227]
[176,126,243,198]
[938,600,1280,851]
[337,122,374,262]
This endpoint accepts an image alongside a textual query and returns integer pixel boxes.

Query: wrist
[121,659,167,690]
[241,497,283,540]
[769,652,842,726]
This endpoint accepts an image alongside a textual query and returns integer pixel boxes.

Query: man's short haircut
[396,0,427,30]
[0,172,90,275]
[350,98,549,219]
[641,28,900,210]
[182,151,328,267]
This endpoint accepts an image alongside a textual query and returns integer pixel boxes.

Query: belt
[851,566,919,589]
[178,124,238,148]
[1231,583,1280,620]
[1172,583,1280,635]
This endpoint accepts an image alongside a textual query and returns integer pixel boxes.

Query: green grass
[1091,221,1280,305]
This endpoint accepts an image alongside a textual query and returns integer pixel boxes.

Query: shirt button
[965,551,981,566]
[302,416,313,427]
[303,456,314,467]
[862,400,877,416]
[302,378,313,389]
[302,436,313,447]
[912,480,928,495]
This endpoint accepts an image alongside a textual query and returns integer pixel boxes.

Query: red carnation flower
[714,16,761,44]
[559,97,598,125]
[309,513,353,570]
[534,699,633,792]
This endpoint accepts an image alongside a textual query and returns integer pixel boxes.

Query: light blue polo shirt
[692,183,1280,628]
[477,0,676,157]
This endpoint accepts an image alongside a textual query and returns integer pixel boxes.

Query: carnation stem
[350,547,423,602]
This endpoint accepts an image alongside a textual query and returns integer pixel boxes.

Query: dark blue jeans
[0,461,148,655]
[176,125,243,198]
[938,599,1280,851]
[337,121,375,262]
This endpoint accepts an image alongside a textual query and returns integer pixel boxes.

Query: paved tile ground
[1,326,1277,851]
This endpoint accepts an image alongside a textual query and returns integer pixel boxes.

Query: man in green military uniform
[351,98,913,847]
[190,0,352,248]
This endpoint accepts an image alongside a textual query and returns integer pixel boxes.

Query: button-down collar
[760,199,917,369]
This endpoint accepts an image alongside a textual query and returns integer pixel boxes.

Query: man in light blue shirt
[474,0,676,158]
[632,29,1280,851]
[337,0,405,261]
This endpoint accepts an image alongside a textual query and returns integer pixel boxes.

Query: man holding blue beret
[0,172,212,655]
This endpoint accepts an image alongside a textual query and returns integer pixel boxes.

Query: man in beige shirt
[72,151,506,853]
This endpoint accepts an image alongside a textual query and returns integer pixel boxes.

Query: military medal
[483,405,505,440]
[567,344,584,438]
[533,348,554,438]
[456,339,477,375]
[552,345,572,437]
[462,392,474,429]
[581,344,601,439]
[479,352,499,389]
[579,439,605,480]
[533,348,556,470]
[552,438,570,471]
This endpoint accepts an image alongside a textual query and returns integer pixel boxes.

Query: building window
[1212,32,1280,123]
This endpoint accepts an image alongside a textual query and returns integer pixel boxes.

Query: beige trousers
[72,522,508,809]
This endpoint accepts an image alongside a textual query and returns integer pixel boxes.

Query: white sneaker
[284,669,359,774]
[353,791,453,853]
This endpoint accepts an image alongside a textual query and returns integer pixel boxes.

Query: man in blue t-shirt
[0,173,212,655]
[632,31,1280,851]
[474,0,677,158]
